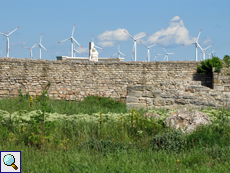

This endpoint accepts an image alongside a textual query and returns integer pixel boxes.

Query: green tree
[223,55,230,67]
[197,56,223,75]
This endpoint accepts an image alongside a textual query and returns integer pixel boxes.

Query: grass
[0,91,230,172]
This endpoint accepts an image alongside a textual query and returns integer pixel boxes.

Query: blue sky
[0,0,229,61]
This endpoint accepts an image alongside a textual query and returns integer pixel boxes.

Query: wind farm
[0,24,218,62]
[0,1,228,62]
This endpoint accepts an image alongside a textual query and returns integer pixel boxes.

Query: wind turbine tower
[152,49,163,61]
[22,42,38,59]
[140,41,158,62]
[162,46,176,61]
[182,29,202,61]
[124,31,148,61]
[58,23,83,57]
[0,26,20,57]
[111,43,127,59]
[35,34,48,59]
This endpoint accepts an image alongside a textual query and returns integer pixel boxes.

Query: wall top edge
[0,57,202,65]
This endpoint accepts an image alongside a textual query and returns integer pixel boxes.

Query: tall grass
[0,91,230,172]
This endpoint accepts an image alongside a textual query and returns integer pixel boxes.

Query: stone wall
[0,58,213,103]
[126,80,230,110]
[213,66,230,92]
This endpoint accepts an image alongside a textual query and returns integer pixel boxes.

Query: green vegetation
[0,92,230,172]
[197,56,223,75]
[223,55,230,67]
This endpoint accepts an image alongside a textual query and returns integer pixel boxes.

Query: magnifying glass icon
[3,154,18,170]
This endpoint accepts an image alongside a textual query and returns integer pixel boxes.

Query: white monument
[89,42,98,62]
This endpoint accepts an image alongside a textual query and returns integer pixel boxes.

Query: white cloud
[98,41,115,47]
[170,16,180,21]
[97,28,129,41]
[76,47,88,54]
[203,37,213,44]
[147,16,196,46]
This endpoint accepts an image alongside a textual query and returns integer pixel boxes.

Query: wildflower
[95,94,97,96]
[102,95,104,97]
[88,93,90,95]
[30,96,33,108]
[119,116,123,120]
[100,97,102,98]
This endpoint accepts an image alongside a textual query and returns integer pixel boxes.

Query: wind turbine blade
[95,45,104,50]
[168,53,176,55]
[197,43,203,50]
[72,23,76,37]
[135,34,148,40]
[111,52,118,57]
[124,31,134,40]
[92,35,94,42]
[8,26,20,36]
[22,46,30,49]
[72,37,82,47]
[162,46,167,53]
[204,44,214,50]
[41,44,48,52]
[182,42,194,46]
[119,52,127,57]
[140,41,148,48]
[0,32,7,36]
[211,49,216,54]
[32,42,38,48]
[149,43,158,48]
[40,33,43,43]
[58,38,70,43]
[197,29,202,42]
[74,49,81,54]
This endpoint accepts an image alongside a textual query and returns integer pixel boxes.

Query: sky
[0,0,230,62]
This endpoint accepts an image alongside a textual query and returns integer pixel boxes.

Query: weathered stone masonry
[0,57,229,109]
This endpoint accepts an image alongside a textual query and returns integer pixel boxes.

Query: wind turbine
[197,43,214,60]
[162,46,176,61]
[58,24,83,57]
[22,42,38,59]
[124,31,148,61]
[152,49,163,61]
[91,35,104,50]
[0,26,20,57]
[111,43,127,58]
[206,49,216,59]
[35,34,48,59]
[140,41,158,62]
[182,29,202,61]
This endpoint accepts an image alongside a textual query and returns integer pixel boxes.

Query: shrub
[150,130,185,152]
[223,55,230,67]
[197,56,223,75]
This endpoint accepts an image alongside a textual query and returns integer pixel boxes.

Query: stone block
[127,91,142,97]
[0,90,9,95]
[126,103,147,110]
[153,98,165,106]
[175,99,188,105]
[142,91,152,97]
[126,96,138,103]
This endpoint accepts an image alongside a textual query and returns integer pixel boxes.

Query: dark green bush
[223,55,230,67]
[150,130,185,152]
[197,56,223,75]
